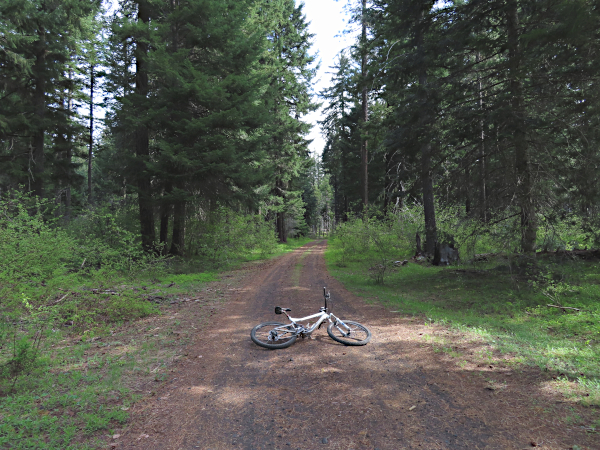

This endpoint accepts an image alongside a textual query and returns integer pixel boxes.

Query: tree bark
[416,6,437,255]
[277,211,287,243]
[159,183,172,252]
[170,200,185,255]
[465,162,471,214]
[476,52,487,222]
[66,68,73,219]
[383,151,391,215]
[506,0,536,253]
[422,141,437,254]
[332,174,339,225]
[88,64,94,203]
[55,88,68,218]
[32,27,46,198]
[273,177,287,243]
[344,194,348,222]
[159,207,170,249]
[135,0,156,252]
[360,0,369,209]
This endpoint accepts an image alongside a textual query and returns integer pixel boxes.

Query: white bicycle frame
[271,308,352,341]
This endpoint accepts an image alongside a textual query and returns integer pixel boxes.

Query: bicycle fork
[332,317,351,337]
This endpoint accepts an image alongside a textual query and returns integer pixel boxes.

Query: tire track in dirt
[118,240,596,450]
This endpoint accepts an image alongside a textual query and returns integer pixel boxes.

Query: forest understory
[2,0,600,448]
[1,233,599,449]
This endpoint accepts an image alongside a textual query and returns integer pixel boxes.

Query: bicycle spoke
[327,320,371,346]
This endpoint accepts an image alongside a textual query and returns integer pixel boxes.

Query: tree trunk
[465,162,471,214]
[344,194,348,222]
[135,0,156,252]
[507,0,536,253]
[159,184,172,253]
[66,68,73,220]
[416,7,437,255]
[88,64,94,203]
[160,207,170,249]
[332,174,338,225]
[422,142,437,254]
[383,151,391,215]
[277,211,287,243]
[476,52,487,222]
[32,29,46,198]
[160,0,181,254]
[274,177,287,243]
[55,91,67,218]
[170,200,185,255]
[360,0,369,209]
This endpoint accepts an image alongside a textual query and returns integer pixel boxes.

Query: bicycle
[250,287,371,349]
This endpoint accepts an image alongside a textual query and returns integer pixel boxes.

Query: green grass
[0,195,316,448]
[0,233,315,449]
[155,272,219,285]
[1,337,134,449]
[291,249,310,286]
[253,236,315,261]
[0,304,202,449]
[0,268,218,448]
[325,237,600,406]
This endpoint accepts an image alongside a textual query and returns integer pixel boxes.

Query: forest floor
[112,240,597,450]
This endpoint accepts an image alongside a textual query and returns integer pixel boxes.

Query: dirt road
[118,241,595,449]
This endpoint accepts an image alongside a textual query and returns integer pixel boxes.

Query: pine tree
[320,51,361,221]
[107,0,274,253]
[348,0,600,253]
[150,0,270,254]
[251,0,318,242]
[0,0,99,199]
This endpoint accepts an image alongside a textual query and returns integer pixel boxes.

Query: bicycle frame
[253,287,371,348]
[267,287,355,343]
[277,309,352,337]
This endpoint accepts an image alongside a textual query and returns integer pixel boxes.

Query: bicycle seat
[275,306,291,314]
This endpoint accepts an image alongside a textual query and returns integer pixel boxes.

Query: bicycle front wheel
[251,322,297,349]
[327,320,371,346]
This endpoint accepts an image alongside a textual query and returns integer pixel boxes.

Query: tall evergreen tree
[0,0,99,199]
[339,0,600,253]
[251,0,317,242]
[320,51,362,220]
[107,0,276,253]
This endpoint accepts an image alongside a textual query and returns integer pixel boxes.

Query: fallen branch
[547,304,580,312]
[49,293,70,306]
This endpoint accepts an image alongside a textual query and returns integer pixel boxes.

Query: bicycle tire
[251,321,297,349]
[327,320,371,346]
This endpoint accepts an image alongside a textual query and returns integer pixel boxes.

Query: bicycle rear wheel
[251,322,297,349]
[327,320,371,346]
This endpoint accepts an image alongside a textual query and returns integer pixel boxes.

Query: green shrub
[0,296,56,392]
[537,213,597,251]
[330,210,422,283]
[331,203,599,276]
[0,193,164,328]
[329,203,600,283]
[0,195,73,296]
[186,206,277,267]
[65,204,160,275]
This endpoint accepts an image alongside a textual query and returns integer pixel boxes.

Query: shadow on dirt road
[118,241,595,450]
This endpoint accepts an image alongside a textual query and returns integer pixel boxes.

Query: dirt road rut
[119,241,595,450]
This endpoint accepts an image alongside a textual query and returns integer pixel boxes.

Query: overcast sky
[300,0,354,157]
